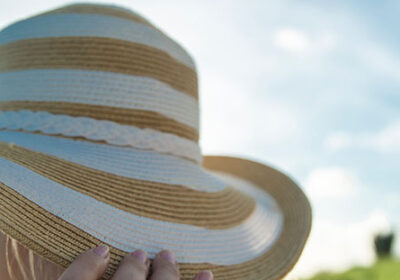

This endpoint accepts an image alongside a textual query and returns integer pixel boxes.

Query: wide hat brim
[0,130,311,280]
[202,156,312,279]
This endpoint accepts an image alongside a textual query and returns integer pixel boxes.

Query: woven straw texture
[0,3,312,280]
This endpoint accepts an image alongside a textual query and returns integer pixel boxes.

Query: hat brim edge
[203,155,312,280]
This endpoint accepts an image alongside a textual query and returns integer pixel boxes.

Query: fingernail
[159,250,176,264]
[93,244,109,258]
[195,270,213,280]
[130,250,147,264]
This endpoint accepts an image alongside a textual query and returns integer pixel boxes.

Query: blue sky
[1,0,399,277]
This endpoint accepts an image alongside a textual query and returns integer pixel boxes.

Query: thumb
[58,244,110,280]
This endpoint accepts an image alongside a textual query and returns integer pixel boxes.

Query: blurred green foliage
[307,259,400,280]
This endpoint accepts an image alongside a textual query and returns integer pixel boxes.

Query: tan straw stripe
[0,37,198,99]
[0,155,312,280]
[0,142,255,229]
[35,4,154,28]
[0,101,199,142]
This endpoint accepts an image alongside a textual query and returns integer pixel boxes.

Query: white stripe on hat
[0,131,220,192]
[0,13,195,69]
[0,69,199,130]
[0,156,283,264]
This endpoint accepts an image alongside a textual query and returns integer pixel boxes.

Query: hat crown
[0,3,201,163]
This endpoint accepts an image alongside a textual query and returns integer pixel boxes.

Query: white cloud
[325,119,400,153]
[304,167,360,199]
[274,29,311,53]
[274,28,336,54]
[287,209,395,279]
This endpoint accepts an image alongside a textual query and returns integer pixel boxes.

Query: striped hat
[0,3,312,280]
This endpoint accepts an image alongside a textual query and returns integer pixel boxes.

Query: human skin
[0,231,65,279]
[0,231,213,280]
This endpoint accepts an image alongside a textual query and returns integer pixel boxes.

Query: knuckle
[60,250,108,280]
[85,259,104,274]
[111,254,149,279]
[125,255,148,272]
[75,251,106,271]
[88,255,106,267]
[155,261,180,278]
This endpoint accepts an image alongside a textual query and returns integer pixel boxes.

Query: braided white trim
[0,110,202,163]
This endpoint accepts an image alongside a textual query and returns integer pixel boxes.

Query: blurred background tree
[374,232,395,259]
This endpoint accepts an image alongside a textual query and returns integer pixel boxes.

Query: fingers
[192,270,214,280]
[58,244,110,280]
[150,250,180,280]
[149,250,213,280]
[58,246,212,280]
[111,249,150,280]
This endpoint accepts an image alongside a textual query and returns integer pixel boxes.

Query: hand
[58,245,213,280]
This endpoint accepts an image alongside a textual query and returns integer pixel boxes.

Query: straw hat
[0,3,312,280]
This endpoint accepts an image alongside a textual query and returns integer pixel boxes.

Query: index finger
[58,244,110,280]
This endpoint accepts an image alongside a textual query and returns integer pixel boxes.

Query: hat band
[0,110,202,163]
